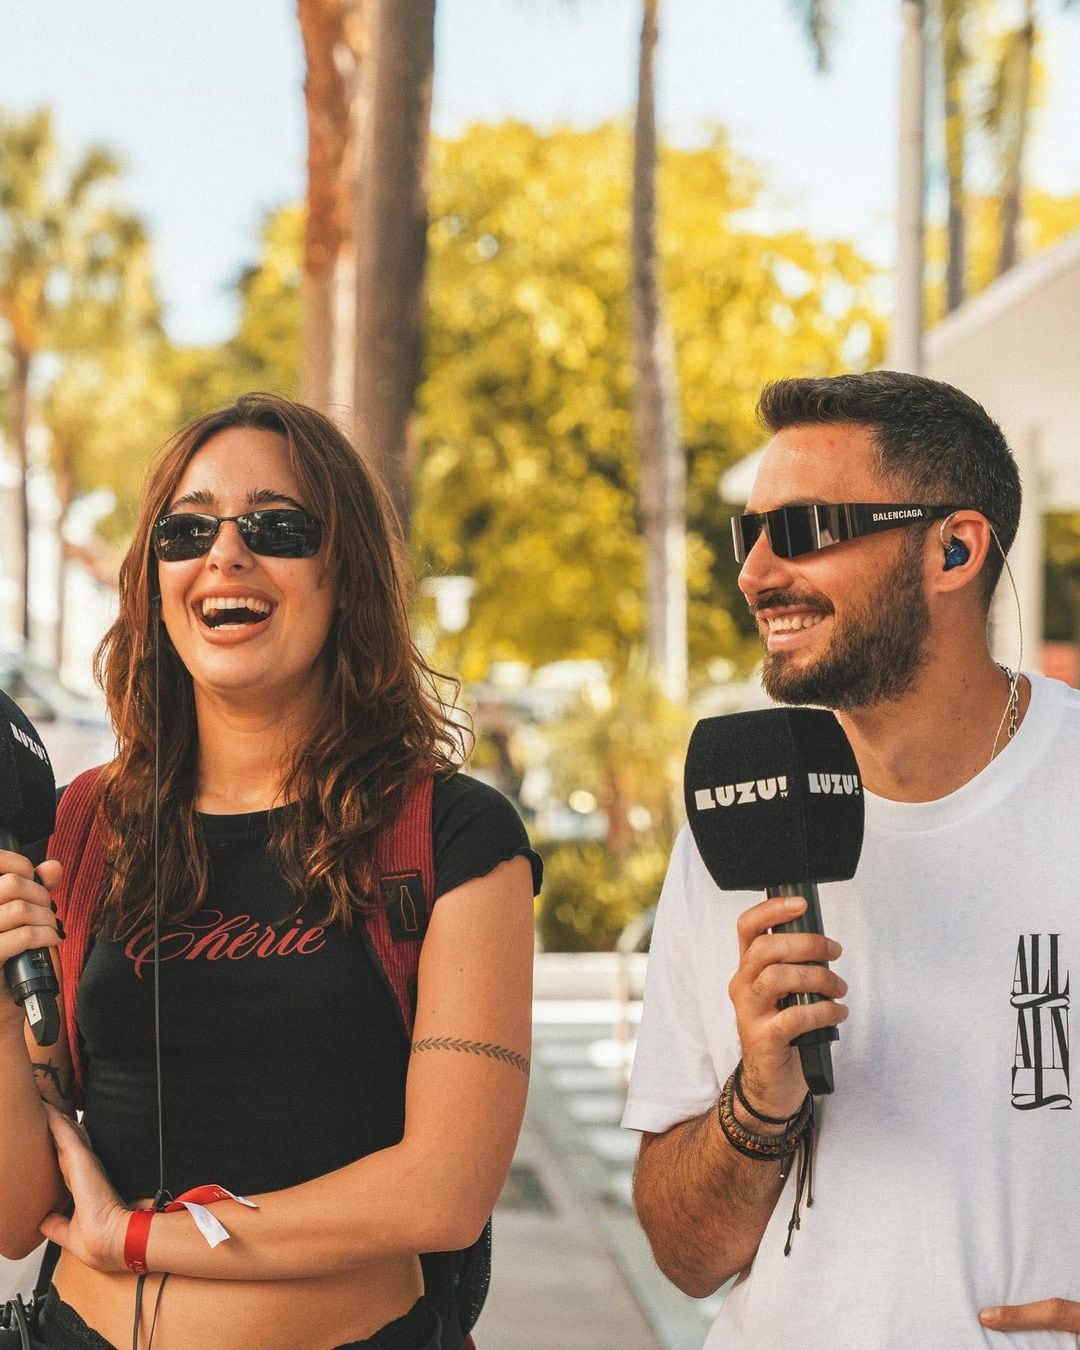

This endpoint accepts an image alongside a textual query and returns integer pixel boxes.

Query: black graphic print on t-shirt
[1011,932,1071,1111]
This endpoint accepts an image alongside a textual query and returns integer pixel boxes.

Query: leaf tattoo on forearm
[412,1036,530,1079]
[32,1060,74,1108]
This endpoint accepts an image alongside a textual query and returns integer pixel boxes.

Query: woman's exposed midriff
[53,1247,425,1349]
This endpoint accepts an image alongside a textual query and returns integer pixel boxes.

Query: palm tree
[940,0,971,312]
[632,0,686,698]
[631,0,833,695]
[352,0,437,531]
[787,0,832,67]
[985,0,1077,278]
[297,0,436,530]
[43,216,167,672]
[891,0,926,371]
[0,108,123,646]
[297,0,366,411]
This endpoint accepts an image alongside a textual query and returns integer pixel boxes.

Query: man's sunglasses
[152,509,323,562]
[732,503,961,564]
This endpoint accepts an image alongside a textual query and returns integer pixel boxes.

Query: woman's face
[156,426,337,716]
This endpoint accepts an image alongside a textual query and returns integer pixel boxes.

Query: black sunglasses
[732,503,961,564]
[152,509,323,562]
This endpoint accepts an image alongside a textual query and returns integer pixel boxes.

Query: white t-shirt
[623,673,1080,1349]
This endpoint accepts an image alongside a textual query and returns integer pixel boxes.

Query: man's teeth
[767,613,825,633]
[200,597,272,619]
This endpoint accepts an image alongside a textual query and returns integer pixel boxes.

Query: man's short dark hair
[756,370,1022,607]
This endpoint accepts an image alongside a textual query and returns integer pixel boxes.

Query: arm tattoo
[32,1061,74,1108]
[412,1036,530,1079]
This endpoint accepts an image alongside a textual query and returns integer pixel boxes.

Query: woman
[0,394,540,1349]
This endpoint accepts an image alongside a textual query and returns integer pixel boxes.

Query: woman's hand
[0,853,63,1035]
[38,1104,130,1272]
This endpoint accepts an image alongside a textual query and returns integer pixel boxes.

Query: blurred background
[2,1,1079,1344]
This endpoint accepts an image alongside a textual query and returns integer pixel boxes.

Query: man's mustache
[748,589,835,617]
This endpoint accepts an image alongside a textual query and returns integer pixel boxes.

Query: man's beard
[759,539,931,712]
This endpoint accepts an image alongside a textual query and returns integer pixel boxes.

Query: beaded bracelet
[717,1067,811,1162]
[716,1060,818,1256]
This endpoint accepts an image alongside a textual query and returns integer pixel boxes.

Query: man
[622,371,1080,1347]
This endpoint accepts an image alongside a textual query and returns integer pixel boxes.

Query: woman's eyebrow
[166,487,309,512]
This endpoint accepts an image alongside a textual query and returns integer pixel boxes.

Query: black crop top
[75,773,542,1204]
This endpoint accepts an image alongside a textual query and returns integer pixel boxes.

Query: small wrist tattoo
[412,1036,530,1079]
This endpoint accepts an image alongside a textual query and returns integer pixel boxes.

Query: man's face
[737,423,931,712]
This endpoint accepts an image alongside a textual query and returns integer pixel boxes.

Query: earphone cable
[137,607,171,1350]
[152,613,168,1205]
[989,524,1023,760]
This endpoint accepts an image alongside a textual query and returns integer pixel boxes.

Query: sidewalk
[477,989,720,1350]
[477,1070,662,1349]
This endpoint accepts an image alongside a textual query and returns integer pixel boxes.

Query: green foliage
[11,115,886,688]
[0,106,174,615]
[415,121,885,681]
[43,340,181,542]
[1045,512,1080,644]
[0,107,137,361]
[531,656,689,950]
[544,654,690,856]
[535,839,669,952]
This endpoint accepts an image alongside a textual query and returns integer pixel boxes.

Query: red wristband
[164,1184,235,1210]
[123,1207,155,1275]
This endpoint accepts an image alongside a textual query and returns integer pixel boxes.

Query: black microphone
[683,707,864,1095]
[0,688,60,1047]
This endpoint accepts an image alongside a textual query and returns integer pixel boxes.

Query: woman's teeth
[199,596,272,626]
[767,613,825,633]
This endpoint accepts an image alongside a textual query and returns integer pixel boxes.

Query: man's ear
[933,511,992,594]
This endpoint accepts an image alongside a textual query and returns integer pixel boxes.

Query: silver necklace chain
[992,662,1020,761]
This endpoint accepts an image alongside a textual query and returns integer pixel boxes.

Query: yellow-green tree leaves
[415,121,884,679]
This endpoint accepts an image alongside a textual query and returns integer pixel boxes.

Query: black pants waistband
[34,1287,441,1350]
[35,1288,112,1349]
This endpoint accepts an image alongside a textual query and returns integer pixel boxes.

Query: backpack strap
[48,765,109,1108]
[367,773,436,1041]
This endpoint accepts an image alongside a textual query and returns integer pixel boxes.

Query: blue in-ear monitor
[943,539,969,570]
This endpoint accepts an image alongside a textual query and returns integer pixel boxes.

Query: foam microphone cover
[0,688,57,846]
[684,707,863,891]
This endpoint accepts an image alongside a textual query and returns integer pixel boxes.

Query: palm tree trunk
[996,5,1035,278]
[353,0,436,532]
[942,0,966,313]
[12,345,32,647]
[298,0,366,412]
[631,0,687,698]
[890,0,926,372]
[54,455,73,675]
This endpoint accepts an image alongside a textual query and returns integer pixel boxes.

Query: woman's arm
[0,854,72,1258]
[42,853,535,1278]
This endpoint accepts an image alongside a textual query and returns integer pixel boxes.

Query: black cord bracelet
[732,1060,806,1127]
[717,1067,811,1161]
[716,1061,818,1257]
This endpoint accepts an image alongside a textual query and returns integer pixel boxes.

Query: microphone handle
[0,827,61,1048]
[767,881,837,1096]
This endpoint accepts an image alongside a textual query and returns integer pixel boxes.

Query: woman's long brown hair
[93,393,464,933]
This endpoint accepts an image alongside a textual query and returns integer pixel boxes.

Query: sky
[3,0,1079,346]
